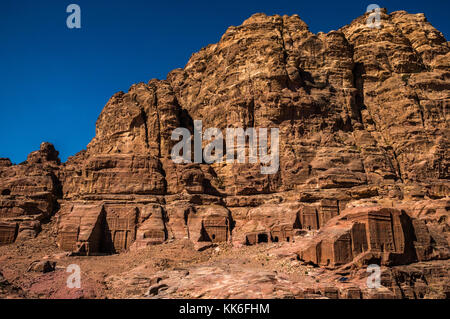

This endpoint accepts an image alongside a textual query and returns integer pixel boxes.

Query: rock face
[0,9,449,297]
[0,143,61,244]
[298,205,450,268]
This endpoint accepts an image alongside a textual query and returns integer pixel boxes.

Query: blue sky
[1,0,449,163]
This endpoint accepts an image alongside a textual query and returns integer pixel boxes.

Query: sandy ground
[0,218,321,299]
[3,217,445,299]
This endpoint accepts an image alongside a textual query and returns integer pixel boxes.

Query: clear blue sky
[1,0,449,163]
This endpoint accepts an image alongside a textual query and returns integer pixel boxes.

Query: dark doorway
[257,233,268,243]
[293,213,302,229]
[198,224,212,242]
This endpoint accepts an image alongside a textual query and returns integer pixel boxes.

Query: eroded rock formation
[0,9,449,297]
[0,143,61,244]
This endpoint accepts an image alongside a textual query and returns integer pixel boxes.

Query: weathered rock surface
[297,205,450,268]
[0,271,24,298]
[0,9,449,298]
[27,260,56,273]
[0,143,61,244]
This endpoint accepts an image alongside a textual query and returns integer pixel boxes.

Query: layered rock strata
[0,9,448,282]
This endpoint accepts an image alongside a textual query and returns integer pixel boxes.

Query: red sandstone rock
[0,9,449,299]
[0,143,61,244]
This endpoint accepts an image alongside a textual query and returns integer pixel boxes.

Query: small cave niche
[293,213,302,230]
[257,233,268,243]
[198,224,212,242]
[1,189,11,196]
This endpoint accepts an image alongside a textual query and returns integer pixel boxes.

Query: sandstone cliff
[0,9,449,298]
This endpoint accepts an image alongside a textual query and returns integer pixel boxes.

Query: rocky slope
[0,9,449,298]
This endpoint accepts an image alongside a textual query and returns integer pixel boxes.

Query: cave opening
[257,233,268,243]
